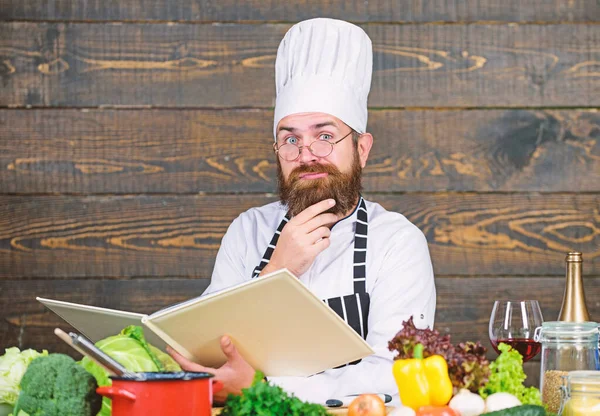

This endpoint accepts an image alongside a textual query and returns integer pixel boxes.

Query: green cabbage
[0,347,48,407]
[79,325,180,416]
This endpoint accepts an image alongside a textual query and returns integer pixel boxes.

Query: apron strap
[352,197,368,294]
[252,213,290,279]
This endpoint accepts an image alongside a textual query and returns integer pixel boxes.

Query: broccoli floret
[12,354,102,416]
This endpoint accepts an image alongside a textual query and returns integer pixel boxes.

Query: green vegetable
[221,371,329,416]
[0,347,48,406]
[482,404,546,416]
[9,410,29,416]
[120,326,165,371]
[0,403,14,416]
[80,325,180,416]
[78,360,111,416]
[12,354,101,416]
[479,343,542,406]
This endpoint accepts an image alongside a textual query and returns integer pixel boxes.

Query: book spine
[141,317,197,362]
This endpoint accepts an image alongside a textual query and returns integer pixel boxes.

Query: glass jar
[561,371,600,415]
[534,321,599,414]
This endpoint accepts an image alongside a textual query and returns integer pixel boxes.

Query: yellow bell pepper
[392,343,453,410]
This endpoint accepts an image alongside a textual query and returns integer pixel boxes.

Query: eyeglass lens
[278,140,333,161]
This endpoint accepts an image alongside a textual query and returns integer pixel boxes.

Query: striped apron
[252,197,370,348]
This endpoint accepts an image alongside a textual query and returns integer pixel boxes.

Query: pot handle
[212,380,224,394]
[96,386,137,401]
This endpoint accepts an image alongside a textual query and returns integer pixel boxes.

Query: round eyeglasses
[274,130,354,162]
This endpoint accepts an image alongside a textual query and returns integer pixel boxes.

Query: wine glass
[489,300,544,362]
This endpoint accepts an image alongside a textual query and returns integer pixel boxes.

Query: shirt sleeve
[204,215,249,295]
[268,224,436,405]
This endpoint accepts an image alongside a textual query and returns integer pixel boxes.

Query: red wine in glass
[489,300,544,363]
[490,338,542,362]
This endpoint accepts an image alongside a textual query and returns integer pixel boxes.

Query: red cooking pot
[96,371,223,416]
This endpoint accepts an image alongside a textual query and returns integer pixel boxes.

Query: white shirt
[206,199,436,404]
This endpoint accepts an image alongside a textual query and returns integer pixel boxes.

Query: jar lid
[534,321,599,342]
[569,371,600,382]
[568,371,600,391]
[541,321,598,334]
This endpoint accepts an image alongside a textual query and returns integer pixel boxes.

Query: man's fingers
[308,226,331,243]
[303,212,339,233]
[220,336,240,362]
[311,235,331,253]
[290,199,335,224]
[166,345,186,361]
[167,345,215,373]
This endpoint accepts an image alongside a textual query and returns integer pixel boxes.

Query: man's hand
[261,199,339,277]
[167,335,255,404]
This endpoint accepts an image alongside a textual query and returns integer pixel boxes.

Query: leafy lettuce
[0,348,48,406]
[79,325,180,416]
[479,342,542,406]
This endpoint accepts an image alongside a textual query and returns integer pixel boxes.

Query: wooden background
[1,1,599,385]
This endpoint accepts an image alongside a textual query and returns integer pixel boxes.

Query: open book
[38,268,374,377]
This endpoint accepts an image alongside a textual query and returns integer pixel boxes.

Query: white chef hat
[273,18,373,139]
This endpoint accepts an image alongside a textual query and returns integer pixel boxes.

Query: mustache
[288,163,342,181]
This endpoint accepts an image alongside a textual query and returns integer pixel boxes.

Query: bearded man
[168,17,436,405]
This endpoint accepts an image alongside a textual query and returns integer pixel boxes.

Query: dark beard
[277,151,363,217]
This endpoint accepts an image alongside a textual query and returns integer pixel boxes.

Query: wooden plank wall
[1,1,599,385]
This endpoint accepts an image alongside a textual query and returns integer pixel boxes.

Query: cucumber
[483,404,547,416]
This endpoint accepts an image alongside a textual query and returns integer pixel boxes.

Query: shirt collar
[331,196,362,231]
